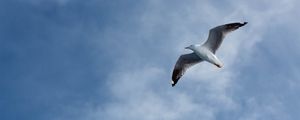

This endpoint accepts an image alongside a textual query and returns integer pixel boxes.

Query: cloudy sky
[1,0,300,120]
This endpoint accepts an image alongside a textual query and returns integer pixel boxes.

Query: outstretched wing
[203,22,247,53]
[171,53,202,87]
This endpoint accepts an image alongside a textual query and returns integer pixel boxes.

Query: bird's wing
[171,53,202,87]
[203,22,247,53]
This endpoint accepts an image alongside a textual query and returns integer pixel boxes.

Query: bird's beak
[185,47,189,49]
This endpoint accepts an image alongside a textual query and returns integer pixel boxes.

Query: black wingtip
[241,22,248,26]
[171,80,176,87]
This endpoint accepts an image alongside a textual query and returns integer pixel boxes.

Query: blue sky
[1,0,300,120]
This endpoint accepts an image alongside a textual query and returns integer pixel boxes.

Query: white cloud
[74,66,215,120]
[237,97,290,120]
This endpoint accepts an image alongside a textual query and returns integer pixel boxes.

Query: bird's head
[185,44,200,50]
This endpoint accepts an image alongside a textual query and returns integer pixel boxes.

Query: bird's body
[191,45,223,68]
[171,22,247,87]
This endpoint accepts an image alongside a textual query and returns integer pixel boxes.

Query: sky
[1,0,300,120]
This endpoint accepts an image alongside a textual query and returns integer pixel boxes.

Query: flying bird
[171,22,247,87]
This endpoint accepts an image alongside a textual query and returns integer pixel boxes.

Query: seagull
[171,22,247,87]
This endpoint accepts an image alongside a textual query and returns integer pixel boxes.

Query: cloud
[80,66,215,120]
